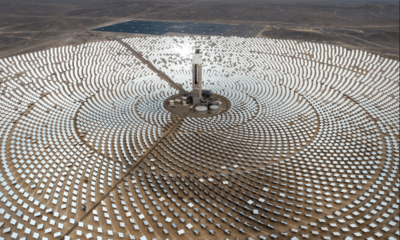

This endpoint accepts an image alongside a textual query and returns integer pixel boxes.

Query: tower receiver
[192,47,202,105]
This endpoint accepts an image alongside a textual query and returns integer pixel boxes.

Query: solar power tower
[192,47,203,105]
